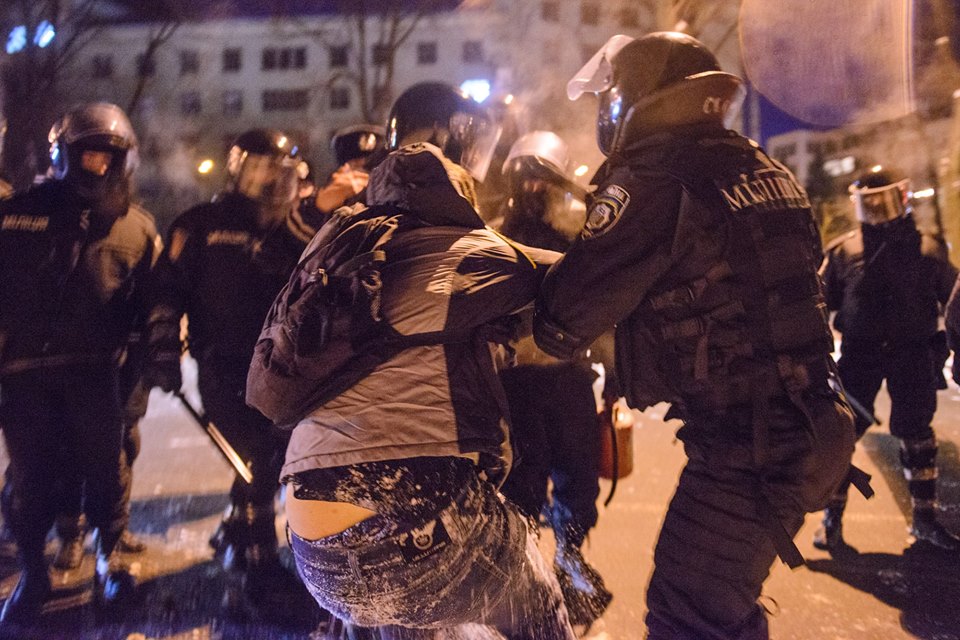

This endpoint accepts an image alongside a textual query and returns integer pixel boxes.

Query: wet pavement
[0,368,959,639]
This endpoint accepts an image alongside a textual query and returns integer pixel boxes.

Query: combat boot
[52,533,85,570]
[910,511,960,552]
[115,529,146,554]
[0,568,50,625]
[94,530,136,608]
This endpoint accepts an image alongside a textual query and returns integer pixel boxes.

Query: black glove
[142,354,182,393]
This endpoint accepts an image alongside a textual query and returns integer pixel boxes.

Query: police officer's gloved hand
[142,354,182,393]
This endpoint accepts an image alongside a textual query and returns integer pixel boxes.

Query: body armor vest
[618,134,833,415]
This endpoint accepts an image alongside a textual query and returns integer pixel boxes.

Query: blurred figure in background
[314,124,385,217]
[0,102,159,624]
[821,166,960,553]
[493,131,612,632]
[141,128,324,610]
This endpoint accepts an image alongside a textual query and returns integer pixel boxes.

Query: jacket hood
[366,143,485,229]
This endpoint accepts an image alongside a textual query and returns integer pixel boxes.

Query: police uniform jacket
[533,123,834,419]
[823,217,956,346]
[0,180,159,378]
[146,192,323,375]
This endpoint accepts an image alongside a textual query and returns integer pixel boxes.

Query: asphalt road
[1,362,959,639]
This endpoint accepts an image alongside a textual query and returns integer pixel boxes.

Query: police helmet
[385,82,502,182]
[226,128,302,207]
[331,124,386,168]
[848,166,910,225]
[48,102,139,189]
[568,32,743,156]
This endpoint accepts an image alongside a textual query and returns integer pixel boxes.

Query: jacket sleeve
[533,172,683,359]
[946,272,960,352]
[144,212,202,364]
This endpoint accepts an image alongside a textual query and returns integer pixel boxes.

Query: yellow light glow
[870,164,883,173]
[197,159,214,174]
[277,136,288,148]
[574,164,589,177]
[504,94,514,105]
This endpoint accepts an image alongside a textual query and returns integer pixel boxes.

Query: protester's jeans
[289,469,576,640]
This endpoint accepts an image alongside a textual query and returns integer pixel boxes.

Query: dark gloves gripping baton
[174,391,254,484]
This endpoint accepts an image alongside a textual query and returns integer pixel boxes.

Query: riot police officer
[819,167,960,552]
[314,124,386,216]
[0,102,159,623]
[142,129,324,600]
[534,33,857,639]
[494,131,612,630]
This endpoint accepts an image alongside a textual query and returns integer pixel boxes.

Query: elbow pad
[533,309,585,360]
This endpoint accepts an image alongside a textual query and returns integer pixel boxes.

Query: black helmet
[48,102,138,198]
[848,166,910,225]
[568,32,743,156]
[226,128,301,207]
[331,124,386,168]
[385,82,501,181]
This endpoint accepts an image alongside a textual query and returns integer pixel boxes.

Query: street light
[197,159,214,175]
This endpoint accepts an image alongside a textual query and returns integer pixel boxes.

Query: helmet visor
[567,34,635,101]
[850,179,909,225]
[450,111,502,182]
[234,153,300,205]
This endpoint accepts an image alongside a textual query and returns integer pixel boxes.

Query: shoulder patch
[581,184,631,240]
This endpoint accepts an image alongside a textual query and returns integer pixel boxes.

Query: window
[542,1,560,21]
[372,43,391,66]
[223,48,242,72]
[180,50,199,76]
[330,87,350,110]
[180,91,202,116]
[417,41,437,65]
[263,46,307,71]
[462,41,483,63]
[136,53,156,77]
[262,89,309,111]
[580,2,600,25]
[329,45,348,68]
[222,90,243,117]
[91,54,113,79]
[618,7,639,28]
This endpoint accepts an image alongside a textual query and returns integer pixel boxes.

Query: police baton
[174,391,254,484]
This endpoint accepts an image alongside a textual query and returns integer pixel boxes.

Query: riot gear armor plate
[386,82,501,182]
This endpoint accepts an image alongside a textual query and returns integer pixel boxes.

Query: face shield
[849,179,909,225]
[450,111,502,183]
[229,150,300,207]
[567,35,635,157]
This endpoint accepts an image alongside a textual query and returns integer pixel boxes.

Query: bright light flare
[197,159,215,174]
[574,164,590,177]
[460,79,491,103]
[912,187,935,199]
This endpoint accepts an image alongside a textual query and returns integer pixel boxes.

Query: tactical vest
[619,134,833,416]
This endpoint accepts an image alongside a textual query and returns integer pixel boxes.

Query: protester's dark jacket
[534,124,834,416]
[823,216,956,345]
[282,143,559,483]
[0,180,159,377]
[145,192,323,373]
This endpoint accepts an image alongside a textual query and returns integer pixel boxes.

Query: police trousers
[0,364,127,565]
[289,467,576,640]
[645,391,855,640]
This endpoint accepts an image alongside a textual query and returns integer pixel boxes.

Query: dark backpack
[246,204,414,428]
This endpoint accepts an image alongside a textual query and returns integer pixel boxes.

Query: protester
[276,82,576,638]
